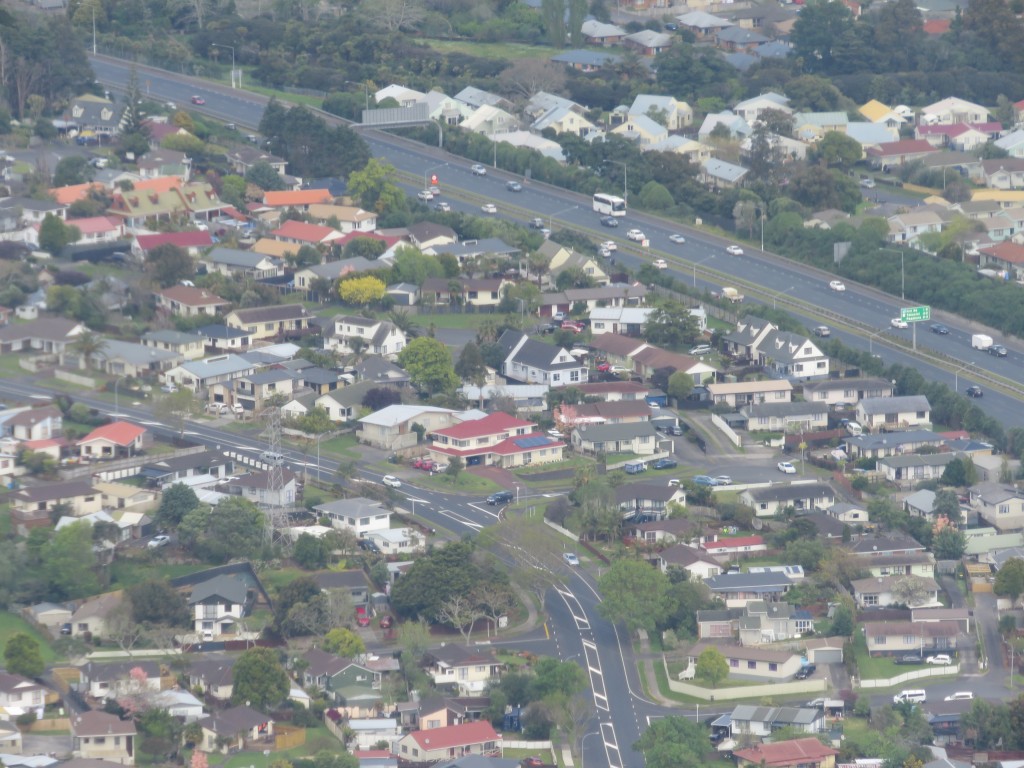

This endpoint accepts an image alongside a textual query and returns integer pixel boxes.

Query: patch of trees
[258,100,370,180]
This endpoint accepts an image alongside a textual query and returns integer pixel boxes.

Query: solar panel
[514,435,550,449]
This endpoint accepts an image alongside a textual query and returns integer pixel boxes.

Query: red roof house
[866,139,936,168]
[271,220,344,246]
[734,738,838,768]
[396,721,501,763]
[78,422,149,460]
[134,231,214,255]
[64,216,124,243]
[263,189,333,209]
[426,412,565,469]
[154,285,231,317]
[978,241,1024,279]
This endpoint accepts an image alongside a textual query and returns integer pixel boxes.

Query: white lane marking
[601,722,624,768]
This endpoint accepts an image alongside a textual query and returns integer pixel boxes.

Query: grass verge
[0,612,57,663]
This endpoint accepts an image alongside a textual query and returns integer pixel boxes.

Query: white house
[315,497,391,536]
[324,315,406,359]
[188,574,251,638]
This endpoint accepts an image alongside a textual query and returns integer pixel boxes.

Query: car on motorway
[506,180,523,192]
[813,325,831,338]
[147,534,171,549]
[430,185,441,196]
[653,458,678,470]
[653,258,668,269]
[381,475,402,488]
[966,385,983,398]
[598,247,612,258]
[713,475,732,486]
[434,201,451,212]
[829,280,846,292]
[726,245,744,255]
[930,323,950,334]
[669,233,686,244]
[600,240,617,251]
[990,344,1008,357]
[417,190,433,201]
[794,664,816,680]
[891,317,909,329]
[471,163,487,176]
[563,552,580,566]
[529,217,544,228]
[926,654,953,665]
[600,216,619,228]
[693,475,717,486]
[626,228,645,241]
[895,655,924,665]
[689,344,713,356]
[487,490,514,505]
[190,95,205,105]
[481,203,497,214]
[777,460,797,474]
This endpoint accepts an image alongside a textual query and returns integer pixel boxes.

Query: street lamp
[548,205,577,230]
[581,730,601,768]
[211,44,236,89]
[954,361,975,393]
[771,285,795,310]
[693,255,715,288]
[423,162,446,193]
[868,328,886,355]
[344,80,370,112]
[608,160,628,205]
[113,374,126,418]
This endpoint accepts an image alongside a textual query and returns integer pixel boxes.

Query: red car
[597,362,610,372]
[561,321,584,333]
[379,615,393,629]
[190,95,206,105]
[356,614,371,627]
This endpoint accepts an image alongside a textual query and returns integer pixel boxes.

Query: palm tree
[387,309,421,339]
[70,330,107,372]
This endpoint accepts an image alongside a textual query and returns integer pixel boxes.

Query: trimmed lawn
[413,470,501,495]
[317,433,360,460]
[0,354,30,378]
[214,726,340,768]
[259,567,310,593]
[426,39,562,61]
[413,312,500,330]
[512,456,594,476]
[108,560,206,591]
[0,612,57,664]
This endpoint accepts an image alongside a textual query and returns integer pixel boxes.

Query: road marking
[600,722,623,768]
[434,509,483,531]
[554,586,590,630]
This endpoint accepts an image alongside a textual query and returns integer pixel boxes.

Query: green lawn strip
[413,312,496,330]
[413,471,502,495]
[512,456,594,476]
[108,560,206,591]
[0,612,57,664]
[316,433,360,459]
[259,568,311,592]
[216,726,340,768]
[0,355,32,377]
[424,39,563,61]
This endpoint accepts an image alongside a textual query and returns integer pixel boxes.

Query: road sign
[430,174,438,185]
[900,305,931,323]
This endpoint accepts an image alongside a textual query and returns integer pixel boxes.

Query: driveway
[974,591,1004,672]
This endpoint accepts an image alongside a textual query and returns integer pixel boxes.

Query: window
[875,636,886,644]
[570,370,580,382]
[747,661,756,669]
[265,323,274,331]
[729,659,738,667]
[863,594,878,606]
[1000,504,1010,514]
[903,636,915,644]
[769,662,778,671]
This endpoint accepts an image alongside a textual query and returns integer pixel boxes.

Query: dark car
[895,655,924,665]
[652,458,678,470]
[930,323,950,335]
[794,664,817,679]
[358,538,381,553]
[600,216,620,228]
[989,344,1008,357]
[487,490,515,505]
[667,425,684,436]
[538,323,558,334]
[966,385,983,398]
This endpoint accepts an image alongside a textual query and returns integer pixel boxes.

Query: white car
[598,247,612,258]
[609,365,630,374]
[829,280,846,292]
[944,692,974,701]
[726,245,744,255]
[471,163,487,176]
[563,552,580,566]
[926,654,953,665]
[417,190,433,201]
[653,258,668,269]
[600,240,617,251]
[891,317,908,329]
[777,460,797,474]
[689,344,713,356]
[147,534,171,549]
[669,234,686,244]
[713,475,732,486]
[481,203,497,214]
[626,229,645,241]
[382,475,402,488]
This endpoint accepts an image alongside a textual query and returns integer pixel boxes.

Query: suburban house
[313,570,371,608]
[0,318,86,355]
[862,620,959,657]
[427,412,565,469]
[855,395,932,432]
[80,661,161,701]
[78,422,149,461]
[357,405,463,451]
[205,248,283,280]
[852,574,942,608]
[421,646,506,695]
[189,574,254,638]
[843,430,945,460]
[851,534,936,577]
[396,721,501,764]
[0,405,63,441]
[224,304,313,342]
[921,96,990,125]
[496,329,588,388]
[588,307,656,337]
[163,355,258,393]
[970,482,1024,531]
[700,535,768,558]
[878,453,958,486]
[802,377,896,406]
[67,591,123,639]
[683,643,803,681]
[154,285,231,317]
[71,711,137,765]
[315,497,390,536]
[654,544,723,580]
[197,706,273,754]
[233,370,296,413]
[733,738,838,768]
[616,482,687,520]
[729,704,826,736]
[740,483,837,518]
[704,572,795,607]
[324,315,407,359]
[628,94,693,130]
[705,380,793,408]
[556,400,652,429]
[142,330,206,361]
[0,672,48,718]
[11,480,100,535]
[741,402,829,433]
[571,422,661,457]
[301,648,383,713]
[188,658,235,702]
[755,331,830,379]
[697,601,813,644]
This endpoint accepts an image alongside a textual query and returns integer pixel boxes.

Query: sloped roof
[79,421,146,447]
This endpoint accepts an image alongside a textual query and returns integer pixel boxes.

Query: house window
[903,636,915,644]
[875,636,885,644]
[863,595,878,606]
[1000,504,1010,514]
[747,661,756,669]
[729,659,738,668]
[570,370,580,382]
[769,663,778,671]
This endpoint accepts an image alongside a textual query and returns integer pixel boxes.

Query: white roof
[368,528,418,544]
[358,404,456,428]
[589,306,655,324]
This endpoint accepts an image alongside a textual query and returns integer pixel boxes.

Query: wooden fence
[274,725,306,751]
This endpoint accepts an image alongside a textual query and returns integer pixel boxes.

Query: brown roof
[735,738,838,767]
[572,400,652,420]
[688,641,796,663]
[72,711,137,736]
[632,346,699,371]
[198,705,272,736]
[156,285,230,307]
[229,304,310,324]
[0,318,82,344]
[862,620,958,637]
[14,479,96,503]
[4,405,61,427]
[979,241,1024,265]
[589,333,647,357]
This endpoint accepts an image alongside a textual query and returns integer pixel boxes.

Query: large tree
[231,647,289,710]
[398,337,459,394]
[145,244,194,288]
[43,520,98,599]
[3,633,44,677]
[178,497,265,564]
[128,581,191,627]
[694,646,729,688]
[156,483,200,528]
[996,558,1024,604]
[633,716,710,768]
[597,559,671,633]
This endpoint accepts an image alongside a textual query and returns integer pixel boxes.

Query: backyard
[0,612,58,664]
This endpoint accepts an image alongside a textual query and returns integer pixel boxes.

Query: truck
[972,333,994,350]
[713,287,744,303]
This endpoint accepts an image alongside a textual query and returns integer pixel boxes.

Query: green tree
[53,156,94,187]
[322,627,366,657]
[346,158,408,215]
[292,533,328,570]
[179,497,264,564]
[637,180,674,210]
[444,456,463,484]
[597,559,670,633]
[156,483,200,528]
[3,633,44,677]
[391,541,501,620]
[995,558,1024,603]
[38,214,79,256]
[128,581,191,627]
[633,716,710,768]
[145,244,194,288]
[43,521,98,599]
[398,337,459,394]
[933,527,967,560]
[813,131,863,169]
[667,371,695,403]
[245,161,286,191]
[941,457,977,487]
[790,0,856,74]
[695,646,729,688]
[219,175,247,208]
[231,647,289,710]
[455,341,487,389]
[643,303,700,349]
[70,330,107,371]
[830,603,854,636]
[933,489,962,525]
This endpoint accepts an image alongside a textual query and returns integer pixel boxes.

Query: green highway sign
[900,305,931,323]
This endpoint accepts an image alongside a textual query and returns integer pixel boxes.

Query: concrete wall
[857,664,959,689]
[711,413,742,448]
[663,658,826,700]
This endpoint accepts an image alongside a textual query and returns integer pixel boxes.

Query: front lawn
[413,470,502,495]
[426,39,562,61]
[511,456,594,476]
[215,726,340,768]
[0,612,57,664]
[108,560,206,592]
[317,433,360,460]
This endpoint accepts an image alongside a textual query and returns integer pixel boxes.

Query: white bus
[593,193,626,217]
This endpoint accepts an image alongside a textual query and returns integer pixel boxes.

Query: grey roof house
[740,483,837,518]
[496,329,588,388]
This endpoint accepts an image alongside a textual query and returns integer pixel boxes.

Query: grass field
[0,612,57,664]
[259,567,310,593]
[317,433,361,460]
[413,470,501,495]
[413,312,498,331]
[211,726,340,768]
[425,39,562,61]
[108,560,206,592]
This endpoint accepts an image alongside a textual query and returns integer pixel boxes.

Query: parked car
[562,552,580,566]
[926,654,953,665]
[966,385,983,398]
[381,475,402,488]
[529,217,544,228]
[481,203,497,213]
[930,323,950,335]
[829,280,846,292]
[813,326,831,338]
[596,362,610,372]
[777,460,797,474]
[693,475,717,486]
[356,613,371,627]
[600,216,619,228]
[147,534,171,549]
[713,475,732,486]
[945,692,974,701]
[726,245,744,255]
[891,317,909,329]
[626,228,645,241]
[379,615,393,629]
[471,163,487,176]
[895,655,924,665]
[506,180,523,192]
[860,177,876,188]
[794,664,816,680]
[689,344,713,356]
[652,458,677,470]
[609,365,630,374]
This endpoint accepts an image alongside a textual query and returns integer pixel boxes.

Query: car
[966,385,983,398]
[668,478,681,487]
[777,460,797,474]
[190,95,206,105]
[417,190,434,201]
[653,258,668,269]
[434,201,451,212]
[598,247,612,258]
[895,655,924,665]
[665,21,678,29]
[166,101,177,110]
[471,163,487,176]
[693,475,717,486]
[829,280,846,292]
[930,323,950,335]
[379,615,393,629]
[487,490,515,505]
[609,365,630,374]
[689,344,713,356]
[430,185,441,196]
[481,203,497,214]
[597,362,611,372]
[60,622,72,635]
[600,216,620,228]
[358,538,381,553]
[161,383,178,393]
[547,429,563,438]
[561,321,584,333]
[381,475,402,488]
[990,344,1008,357]
[563,552,580,566]
[522,758,544,768]
[860,177,876,188]
[626,228,645,241]
[356,613,371,627]
[813,325,831,338]
[147,534,171,549]
[926,654,953,665]
[794,664,817,680]
[669,233,686,244]
[538,323,558,334]
[666,425,683,436]
[529,217,544,228]
[506,180,523,192]
[553,311,567,321]
[891,317,909,329]
[726,245,744,255]
[653,458,678,470]
[713,475,732,486]
[600,240,617,251]
[945,692,974,701]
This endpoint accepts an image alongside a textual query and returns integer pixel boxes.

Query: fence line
[710,413,742,448]
[856,664,960,689]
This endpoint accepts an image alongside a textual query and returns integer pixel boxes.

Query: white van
[260,451,285,466]
[845,421,863,436]
[893,689,926,704]
[944,692,974,701]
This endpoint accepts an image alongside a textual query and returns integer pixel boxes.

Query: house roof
[858,395,931,415]
[198,705,271,736]
[705,572,793,590]
[431,412,533,440]
[852,575,939,593]
[734,738,838,767]
[229,304,310,324]
[189,574,249,605]
[573,421,658,442]
[405,721,499,751]
[272,220,340,243]
[702,535,764,551]
[188,657,235,686]
[71,711,137,737]
[358,404,456,428]
[615,482,681,504]
[0,318,83,344]
[78,421,146,447]
[589,333,647,357]
[862,620,957,637]
[867,139,935,157]
[263,189,333,207]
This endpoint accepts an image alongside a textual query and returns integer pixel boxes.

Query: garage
[805,640,844,665]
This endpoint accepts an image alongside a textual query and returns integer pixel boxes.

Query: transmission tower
[261,406,289,546]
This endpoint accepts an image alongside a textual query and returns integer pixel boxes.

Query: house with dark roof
[224,304,313,342]
[188,657,236,702]
[188,574,254,638]
[0,318,87,355]
[863,620,959,656]
[496,329,588,388]
[324,314,406,359]
[626,517,701,546]
[729,703,825,736]
[855,395,932,432]
[421,647,506,696]
[313,570,371,605]
[842,429,945,459]
[232,370,296,413]
[741,401,829,432]
[0,671,49,717]
[71,711,136,765]
[877,453,957,486]
[698,601,814,644]
[852,574,941,608]
[420,277,511,310]
[704,572,795,606]
[205,247,283,280]
[801,377,895,406]
[550,49,621,72]
[405,221,458,250]
[140,450,234,485]
[427,412,565,469]
[197,324,253,353]
[354,357,411,386]
[850,533,934,576]
[80,661,161,701]
[11,479,100,535]
[616,482,686,520]
[654,544,723,580]
[302,648,384,714]
[67,95,124,137]
[197,706,274,753]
